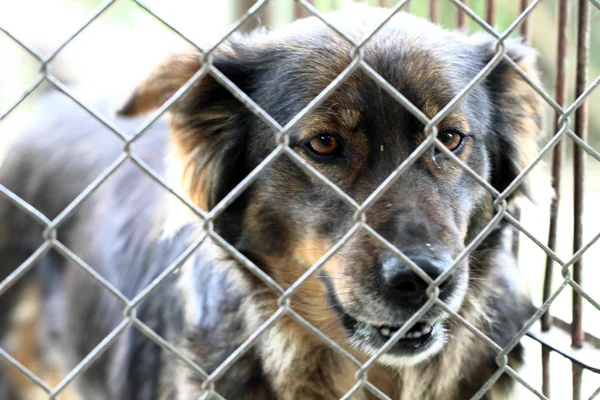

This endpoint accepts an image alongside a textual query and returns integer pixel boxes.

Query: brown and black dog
[0,5,542,400]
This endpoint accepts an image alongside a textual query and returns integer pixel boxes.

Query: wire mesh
[0,0,599,399]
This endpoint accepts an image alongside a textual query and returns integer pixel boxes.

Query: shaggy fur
[0,5,542,399]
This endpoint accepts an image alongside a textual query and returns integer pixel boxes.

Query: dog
[0,4,543,399]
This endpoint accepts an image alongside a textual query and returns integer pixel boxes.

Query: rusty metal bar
[543,0,570,366]
[543,0,569,333]
[541,5,569,396]
[429,0,438,23]
[541,347,551,396]
[485,0,496,25]
[510,0,532,263]
[378,0,408,12]
[295,0,314,19]
[573,364,584,400]
[520,0,530,39]
[235,0,271,30]
[572,0,591,398]
[572,0,590,351]
[457,0,468,30]
[511,208,521,257]
[236,0,258,18]
[555,315,600,347]
[294,2,303,19]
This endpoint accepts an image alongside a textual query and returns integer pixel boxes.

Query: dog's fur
[0,5,543,400]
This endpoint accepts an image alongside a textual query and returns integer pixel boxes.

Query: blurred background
[0,0,599,398]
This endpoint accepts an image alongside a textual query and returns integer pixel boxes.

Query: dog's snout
[381,253,452,306]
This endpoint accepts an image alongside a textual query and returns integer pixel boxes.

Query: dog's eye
[437,131,464,152]
[306,134,341,157]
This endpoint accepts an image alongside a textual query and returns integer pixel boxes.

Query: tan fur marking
[235,238,398,398]
[3,282,45,400]
[169,132,210,212]
[3,282,79,400]
[499,54,544,199]
[116,52,203,116]
[502,58,543,171]
[421,99,440,120]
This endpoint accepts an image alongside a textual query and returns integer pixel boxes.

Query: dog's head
[118,5,542,366]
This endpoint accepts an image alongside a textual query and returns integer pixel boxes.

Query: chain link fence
[0,0,599,399]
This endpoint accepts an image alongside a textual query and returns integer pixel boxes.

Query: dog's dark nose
[381,253,452,306]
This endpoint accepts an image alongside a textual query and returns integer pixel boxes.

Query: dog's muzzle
[324,248,463,365]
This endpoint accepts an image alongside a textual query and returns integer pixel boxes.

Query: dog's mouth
[321,274,449,364]
[343,309,445,357]
[376,321,434,341]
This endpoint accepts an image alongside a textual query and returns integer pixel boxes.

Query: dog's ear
[117,49,255,211]
[479,38,544,199]
[116,52,204,116]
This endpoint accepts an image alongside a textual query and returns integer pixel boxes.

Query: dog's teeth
[378,323,434,340]
[380,327,391,337]
[421,325,433,335]
[406,330,426,339]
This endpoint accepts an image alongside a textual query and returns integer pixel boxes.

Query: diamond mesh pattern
[0,1,599,399]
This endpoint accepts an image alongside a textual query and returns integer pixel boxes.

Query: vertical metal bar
[235,0,270,30]
[511,208,521,256]
[541,347,551,396]
[543,0,569,333]
[294,0,314,19]
[485,0,496,26]
[510,0,531,262]
[457,0,468,30]
[572,0,590,398]
[236,1,259,17]
[541,0,569,397]
[573,0,590,352]
[294,1,303,19]
[520,0,530,39]
[429,0,438,23]
[573,364,584,400]
[377,0,407,11]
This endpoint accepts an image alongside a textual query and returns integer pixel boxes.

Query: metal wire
[0,0,599,399]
